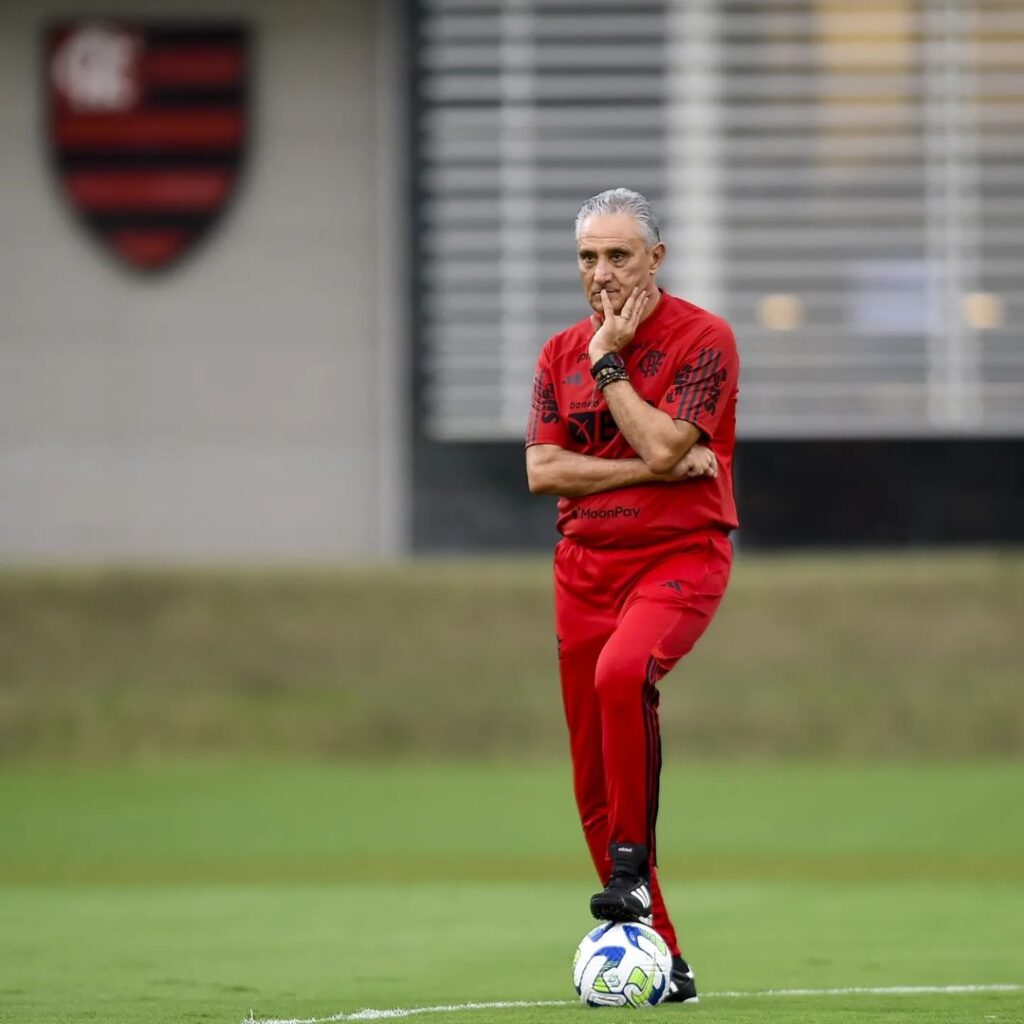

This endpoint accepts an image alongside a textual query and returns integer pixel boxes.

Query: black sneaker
[590,842,653,923]
[663,956,699,1004]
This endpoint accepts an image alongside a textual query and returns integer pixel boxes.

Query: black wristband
[590,352,626,380]
[594,367,630,392]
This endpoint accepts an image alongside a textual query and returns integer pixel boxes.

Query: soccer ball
[572,921,672,1008]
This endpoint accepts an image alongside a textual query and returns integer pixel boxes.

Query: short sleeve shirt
[526,290,739,547]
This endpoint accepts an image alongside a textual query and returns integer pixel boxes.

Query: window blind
[415,0,1024,439]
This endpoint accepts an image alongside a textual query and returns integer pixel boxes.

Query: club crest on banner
[45,20,250,272]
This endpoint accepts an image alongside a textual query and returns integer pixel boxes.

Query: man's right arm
[526,444,716,497]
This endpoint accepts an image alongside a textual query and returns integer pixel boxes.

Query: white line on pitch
[245,1002,571,1024]
[245,983,1024,1024]
[711,983,1023,998]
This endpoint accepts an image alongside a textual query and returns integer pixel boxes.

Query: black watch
[590,352,626,379]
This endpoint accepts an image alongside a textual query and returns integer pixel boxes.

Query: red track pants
[554,530,732,956]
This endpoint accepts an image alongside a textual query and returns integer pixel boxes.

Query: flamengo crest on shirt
[45,20,249,272]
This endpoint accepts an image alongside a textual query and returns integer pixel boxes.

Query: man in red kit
[525,188,739,1005]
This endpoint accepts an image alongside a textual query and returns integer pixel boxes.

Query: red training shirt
[525,289,739,547]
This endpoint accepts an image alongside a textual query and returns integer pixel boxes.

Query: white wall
[0,0,407,560]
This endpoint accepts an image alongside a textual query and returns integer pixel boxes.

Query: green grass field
[2,551,1023,760]
[2,760,1022,1024]
[2,554,1022,1021]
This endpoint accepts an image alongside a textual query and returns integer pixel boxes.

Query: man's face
[576,212,665,315]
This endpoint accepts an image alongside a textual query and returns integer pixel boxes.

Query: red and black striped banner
[46,20,249,272]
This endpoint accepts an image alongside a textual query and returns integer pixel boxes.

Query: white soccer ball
[572,921,673,1008]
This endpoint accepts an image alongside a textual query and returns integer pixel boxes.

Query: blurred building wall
[0,0,407,561]
[409,0,1024,551]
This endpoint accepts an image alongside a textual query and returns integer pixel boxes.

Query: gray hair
[574,187,661,248]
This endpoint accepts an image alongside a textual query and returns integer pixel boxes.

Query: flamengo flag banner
[46,20,249,272]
